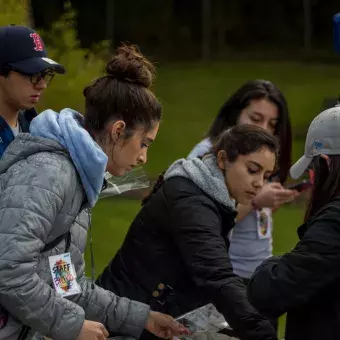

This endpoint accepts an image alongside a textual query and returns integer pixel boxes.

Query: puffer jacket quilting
[0,134,150,340]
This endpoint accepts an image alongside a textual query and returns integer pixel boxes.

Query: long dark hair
[143,124,278,206]
[304,155,340,221]
[207,79,291,183]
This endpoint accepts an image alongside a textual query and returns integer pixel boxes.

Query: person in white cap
[247,104,340,340]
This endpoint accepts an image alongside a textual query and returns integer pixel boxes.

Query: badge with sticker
[256,208,272,239]
[48,253,81,297]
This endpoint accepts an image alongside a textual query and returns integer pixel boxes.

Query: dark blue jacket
[0,109,37,158]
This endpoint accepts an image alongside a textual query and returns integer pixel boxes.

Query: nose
[253,176,265,190]
[35,79,47,90]
[138,150,147,165]
[256,121,269,132]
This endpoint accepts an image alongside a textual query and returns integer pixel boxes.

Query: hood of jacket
[29,108,108,207]
[1,108,108,207]
[164,154,235,210]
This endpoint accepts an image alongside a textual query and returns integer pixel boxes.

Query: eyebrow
[248,160,263,169]
[251,111,278,121]
[144,137,154,144]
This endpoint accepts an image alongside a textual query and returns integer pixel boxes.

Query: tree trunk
[25,0,35,27]
[303,0,312,50]
[201,0,211,60]
[106,0,115,49]
[216,0,225,53]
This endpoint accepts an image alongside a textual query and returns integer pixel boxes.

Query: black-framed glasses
[29,70,55,86]
[3,65,55,86]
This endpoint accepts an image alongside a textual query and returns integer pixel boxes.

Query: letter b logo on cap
[30,33,44,52]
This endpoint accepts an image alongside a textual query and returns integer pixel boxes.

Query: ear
[110,120,126,140]
[217,150,228,170]
[320,154,331,168]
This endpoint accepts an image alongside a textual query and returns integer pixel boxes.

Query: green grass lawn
[43,61,340,174]
[43,61,339,174]
[87,197,142,273]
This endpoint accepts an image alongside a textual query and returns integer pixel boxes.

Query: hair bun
[105,44,155,88]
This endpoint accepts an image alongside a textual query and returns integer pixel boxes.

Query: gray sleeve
[0,162,85,340]
[70,275,150,338]
[187,138,212,159]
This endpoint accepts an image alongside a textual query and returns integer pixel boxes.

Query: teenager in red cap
[0,25,65,157]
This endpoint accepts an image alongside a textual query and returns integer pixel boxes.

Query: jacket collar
[18,108,37,132]
[0,108,37,133]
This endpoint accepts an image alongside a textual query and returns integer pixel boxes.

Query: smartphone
[287,180,312,192]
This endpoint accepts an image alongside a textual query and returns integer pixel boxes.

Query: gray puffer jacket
[0,134,150,340]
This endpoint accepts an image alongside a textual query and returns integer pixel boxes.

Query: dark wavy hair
[207,79,291,183]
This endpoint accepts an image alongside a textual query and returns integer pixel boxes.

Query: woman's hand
[145,311,190,339]
[77,320,109,340]
[253,182,299,210]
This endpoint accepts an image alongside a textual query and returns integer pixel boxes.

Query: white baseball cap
[290,105,340,179]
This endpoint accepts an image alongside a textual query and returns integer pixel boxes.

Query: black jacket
[248,197,340,340]
[97,176,277,340]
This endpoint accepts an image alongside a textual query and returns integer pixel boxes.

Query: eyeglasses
[29,70,55,86]
[3,66,55,86]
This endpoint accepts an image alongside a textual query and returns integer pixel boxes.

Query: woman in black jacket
[247,106,340,340]
[97,124,279,340]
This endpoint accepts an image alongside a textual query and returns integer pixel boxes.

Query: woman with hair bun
[0,44,188,340]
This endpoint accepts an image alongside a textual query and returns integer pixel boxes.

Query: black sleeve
[168,194,277,340]
[247,213,340,319]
